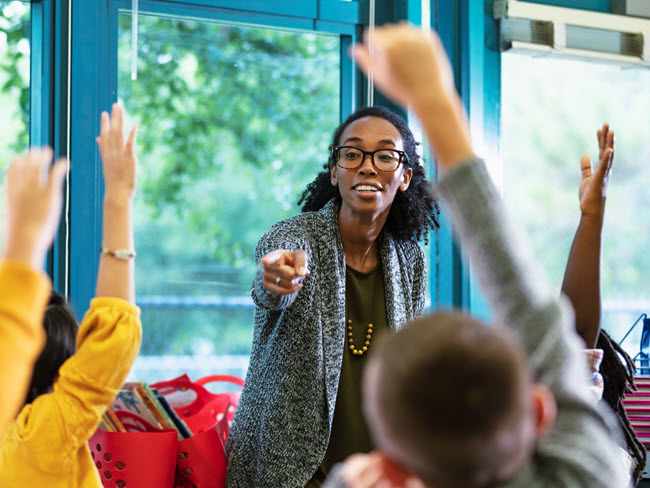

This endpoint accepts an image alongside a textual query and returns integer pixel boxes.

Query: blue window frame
[432,0,612,321]
[69,0,366,317]
[0,0,67,285]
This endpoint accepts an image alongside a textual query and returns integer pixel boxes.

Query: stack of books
[100,382,193,440]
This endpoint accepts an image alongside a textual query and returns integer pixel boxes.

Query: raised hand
[96,103,138,200]
[95,104,137,302]
[351,23,472,170]
[350,22,456,110]
[2,148,68,270]
[261,249,309,295]
[578,123,614,223]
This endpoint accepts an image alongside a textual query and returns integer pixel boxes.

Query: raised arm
[561,125,614,348]
[351,25,474,171]
[0,148,67,434]
[6,107,142,473]
[95,103,137,302]
[346,23,627,488]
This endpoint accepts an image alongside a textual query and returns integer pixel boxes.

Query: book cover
[101,407,126,432]
[151,388,193,439]
[111,384,163,429]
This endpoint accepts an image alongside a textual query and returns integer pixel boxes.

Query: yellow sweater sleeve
[7,297,142,474]
[0,261,50,437]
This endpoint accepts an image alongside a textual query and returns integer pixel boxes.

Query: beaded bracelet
[100,247,137,260]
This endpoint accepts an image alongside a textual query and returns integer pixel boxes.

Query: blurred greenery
[6,3,649,378]
[116,13,340,370]
[501,52,650,355]
[0,1,30,249]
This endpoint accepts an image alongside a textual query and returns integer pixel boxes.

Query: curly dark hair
[298,106,440,243]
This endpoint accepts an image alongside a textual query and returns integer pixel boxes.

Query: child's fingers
[593,148,612,182]
[126,124,138,153]
[580,155,592,180]
[110,103,121,132]
[100,111,110,138]
[47,158,69,192]
[30,147,54,185]
[340,454,386,488]
[606,128,614,151]
[350,44,375,79]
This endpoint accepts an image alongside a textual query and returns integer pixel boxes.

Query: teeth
[356,185,378,192]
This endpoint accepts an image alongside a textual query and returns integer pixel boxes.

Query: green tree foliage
[117,14,340,361]
[0,1,29,159]
[0,1,29,251]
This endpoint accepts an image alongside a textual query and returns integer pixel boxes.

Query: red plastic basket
[174,425,228,488]
[152,374,244,441]
[89,427,178,488]
[90,375,244,487]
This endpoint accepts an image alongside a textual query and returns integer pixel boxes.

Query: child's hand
[351,23,456,111]
[338,452,427,488]
[96,103,138,200]
[261,249,310,295]
[578,123,614,223]
[2,147,68,269]
[352,23,473,169]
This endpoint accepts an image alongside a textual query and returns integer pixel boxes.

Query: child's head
[363,311,556,488]
[25,291,78,404]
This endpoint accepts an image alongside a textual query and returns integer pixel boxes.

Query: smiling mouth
[355,185,380,193]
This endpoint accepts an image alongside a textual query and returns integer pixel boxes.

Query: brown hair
[25,291,78,404]
[364,311,533,488]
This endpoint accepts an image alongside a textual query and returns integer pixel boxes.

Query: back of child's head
[25,291,78,404]
[363,311,535,488]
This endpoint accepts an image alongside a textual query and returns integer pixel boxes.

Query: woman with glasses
[226,106,440,488]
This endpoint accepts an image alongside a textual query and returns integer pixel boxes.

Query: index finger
[292,250,309,276]
[126,124,138,153]
[110,103,124,136]
[100,111,110,138]
[261,249,286,267]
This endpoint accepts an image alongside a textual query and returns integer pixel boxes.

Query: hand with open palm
[578,123,614,224]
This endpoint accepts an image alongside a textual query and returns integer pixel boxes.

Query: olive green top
[307,263,388,487]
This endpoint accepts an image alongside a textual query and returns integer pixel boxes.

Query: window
[0,1,30,246]
[501,52,650,361]
[117,12,341,382]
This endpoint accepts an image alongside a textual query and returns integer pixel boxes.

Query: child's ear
[531,383,557,438]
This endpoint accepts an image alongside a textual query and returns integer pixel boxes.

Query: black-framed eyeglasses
[332,145,408,172]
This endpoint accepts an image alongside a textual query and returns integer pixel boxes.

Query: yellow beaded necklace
[346,267,380,357]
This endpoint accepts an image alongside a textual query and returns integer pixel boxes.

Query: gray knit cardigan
[225,198,427,487]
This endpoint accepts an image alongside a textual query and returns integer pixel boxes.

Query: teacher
[226,106,440,487]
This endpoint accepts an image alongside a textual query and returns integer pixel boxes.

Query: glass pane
[118,13,341,384]
[0,1,30,248]
[501,53,650,364]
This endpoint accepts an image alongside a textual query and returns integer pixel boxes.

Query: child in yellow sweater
[0,148,67,437]
[0,104,142,487]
